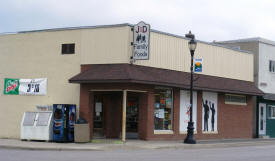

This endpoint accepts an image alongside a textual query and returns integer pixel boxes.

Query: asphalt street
[1,144,275,161]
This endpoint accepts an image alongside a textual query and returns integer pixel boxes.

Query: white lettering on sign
[133,21,150,60]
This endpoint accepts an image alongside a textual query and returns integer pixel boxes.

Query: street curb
[1,139,275,151]
[0,144,104,151]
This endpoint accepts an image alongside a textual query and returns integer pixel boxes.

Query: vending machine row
[53,104,76,142]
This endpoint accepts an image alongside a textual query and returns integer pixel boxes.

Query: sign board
[194,58,202,72]
[133,21,150,60]
[19,78,47,95]
[3,78,19,95]
[95,102,102,112]
[3,78,47,95]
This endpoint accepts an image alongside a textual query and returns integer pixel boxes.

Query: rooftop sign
[133,21,150,60]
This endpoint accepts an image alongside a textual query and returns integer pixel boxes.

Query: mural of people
[202,92,218,133]
[210,102,216,131]
[202,99,210,131]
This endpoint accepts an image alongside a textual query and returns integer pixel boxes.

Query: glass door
[258,103,266,136]
[126,97,138,139]
[93,95,104,138]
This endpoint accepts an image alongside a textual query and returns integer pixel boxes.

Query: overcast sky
[1,0,275,42]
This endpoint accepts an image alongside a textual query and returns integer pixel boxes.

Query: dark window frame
[225,94,247,105]
[269,60,275,73]
[62,43,75,54]
[268,105,275,119]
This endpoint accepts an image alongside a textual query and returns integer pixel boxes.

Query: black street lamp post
[184,31,197,144]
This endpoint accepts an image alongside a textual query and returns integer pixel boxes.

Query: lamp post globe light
[184,31,197,144]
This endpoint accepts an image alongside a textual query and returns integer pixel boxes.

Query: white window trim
[154,130,174,134]
[225,102,247,106]
[202,131,219,134]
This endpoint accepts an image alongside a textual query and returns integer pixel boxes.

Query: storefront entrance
[92,91,140,139]
[93,94,105,139]
[93,92,122,139]
[258,103,266,136]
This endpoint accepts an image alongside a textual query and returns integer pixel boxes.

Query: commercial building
[218,38,275,138]
[0,23,263,140]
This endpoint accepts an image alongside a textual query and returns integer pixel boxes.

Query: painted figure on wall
[210,102,216,131]
[202,92,218,132]
[202,99,210,131]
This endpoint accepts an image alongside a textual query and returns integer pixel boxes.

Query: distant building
[0,23,262,140]
[218,37,275,138]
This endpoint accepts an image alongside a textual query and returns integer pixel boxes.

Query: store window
[154,87,173,130]
[225,94,246,105]
[268,105,275,119]
[62,43,75,54]
[269,60,275,73]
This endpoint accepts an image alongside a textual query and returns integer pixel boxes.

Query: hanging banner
[133,21,150,60]
[202,91,218,133]
[19,78,47,95]
[3,78,47,95]
[180,90,197,133]
[194,58,203,72]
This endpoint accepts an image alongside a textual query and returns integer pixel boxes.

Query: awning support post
[122,90,127,142]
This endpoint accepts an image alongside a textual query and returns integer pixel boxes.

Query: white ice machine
[20,111,53,141]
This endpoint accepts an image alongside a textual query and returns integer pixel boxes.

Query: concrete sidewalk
[1,138,275,151]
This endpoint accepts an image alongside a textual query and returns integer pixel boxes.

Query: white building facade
[218,38,275,138]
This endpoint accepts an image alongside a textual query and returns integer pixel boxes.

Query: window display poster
[154,103,160,108]
[158,109,165,119]
[160,98,165,105]
[165,98,172,108]
[95,102,102,112]
[202,91,218,132]
[180,90,197,132]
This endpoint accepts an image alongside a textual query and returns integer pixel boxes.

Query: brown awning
[69,64,264,96]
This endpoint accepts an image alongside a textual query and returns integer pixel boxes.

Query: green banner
[3,78,20,95]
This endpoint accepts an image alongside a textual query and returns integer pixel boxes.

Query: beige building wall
[0,30,81,138]
[216,41,258,84]
[79,25,253,82]
[134,32,254,82]
[80,26,131,64]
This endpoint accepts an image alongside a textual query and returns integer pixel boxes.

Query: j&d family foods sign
[3,78,47,95]
[133,21,150,60]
